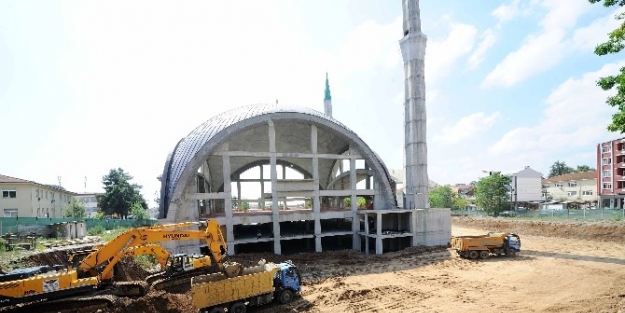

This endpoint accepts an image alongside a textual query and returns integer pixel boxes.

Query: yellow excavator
[0,220,243,312]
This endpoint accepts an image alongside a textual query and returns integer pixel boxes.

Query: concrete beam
[188,192,229,200]
[319,189,375,197]
[213,151,362,160]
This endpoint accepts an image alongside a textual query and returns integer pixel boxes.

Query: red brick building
[597,138,625,208]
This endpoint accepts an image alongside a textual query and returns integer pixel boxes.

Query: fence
[0,217,157,236]
[452,208,625,220]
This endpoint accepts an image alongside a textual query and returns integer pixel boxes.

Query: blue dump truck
[191,260,301,313]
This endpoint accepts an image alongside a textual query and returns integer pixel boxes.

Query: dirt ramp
[103,291,194,313]
[453,217,625,242]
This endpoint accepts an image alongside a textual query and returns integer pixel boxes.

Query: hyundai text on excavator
[0,220,243,312]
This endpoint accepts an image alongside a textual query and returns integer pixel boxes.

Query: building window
[2,190,16,198]
[582,190,593,196]
[603,170,612,178]
[603,145,612,153]
[603,158,612,165]
[603,183,612,189]
[567,191,577,196]
[542,184,549,189]
[568,182,577,187]
[555,183,563,188]
[3,209,17,217]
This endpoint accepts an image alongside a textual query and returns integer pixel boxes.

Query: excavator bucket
[223,262,243,278]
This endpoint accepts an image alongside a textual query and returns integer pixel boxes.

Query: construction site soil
[10,217,625,313]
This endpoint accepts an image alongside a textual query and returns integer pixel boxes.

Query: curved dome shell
[160,103,397,218]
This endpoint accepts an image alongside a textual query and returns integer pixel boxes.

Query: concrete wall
[414,209,451,246]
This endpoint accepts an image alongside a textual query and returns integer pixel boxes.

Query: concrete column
[364,213,369,255]
[350,156,359,249]
[269,120,281,254]
[311,125,322,252]
[222,152,235,255]
[400,0,429,210]
[411,209,418,246]
[376,213,383,254]
[260,166,265,209]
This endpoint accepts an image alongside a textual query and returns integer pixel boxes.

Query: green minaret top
[324,72,331,101]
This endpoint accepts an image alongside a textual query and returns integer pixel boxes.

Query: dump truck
[450,232,521,259]
[192,259,301,313]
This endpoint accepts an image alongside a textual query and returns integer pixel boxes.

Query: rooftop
[0,174,76,194]
[542,171,596,183]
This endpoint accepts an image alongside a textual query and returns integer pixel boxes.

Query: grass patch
[100,227,132,242]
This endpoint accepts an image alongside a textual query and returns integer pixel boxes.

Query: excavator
[0,220,243,312]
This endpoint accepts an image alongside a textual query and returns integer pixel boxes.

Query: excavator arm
[77,220,234,281]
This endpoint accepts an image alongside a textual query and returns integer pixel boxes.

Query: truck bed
[450,232,508,251]
[191,263,280,310]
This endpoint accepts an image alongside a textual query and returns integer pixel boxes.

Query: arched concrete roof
[160,103,397,218]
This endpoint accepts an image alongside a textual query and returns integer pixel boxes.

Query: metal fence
[0,217,156,236]
[452,208,625,220]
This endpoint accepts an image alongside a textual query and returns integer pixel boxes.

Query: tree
[429,186,454,208]
[576,165,595,172]
[130,201,149,221]
[343,197,367,208]
[475,172,511,216]
[548,161,574,178]
[452,197,470,210]
[64,197,86,219]
[589,0,625,132]
[99,168,147,219]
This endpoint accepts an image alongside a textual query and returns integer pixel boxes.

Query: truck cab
[505,233,521,252]
[273,261,301,304]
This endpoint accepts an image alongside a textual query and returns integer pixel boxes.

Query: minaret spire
[400,0,429,210]
[324,72,332,117]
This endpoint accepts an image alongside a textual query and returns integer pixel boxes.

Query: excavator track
[0,281,147,313]
[4,294,119,313]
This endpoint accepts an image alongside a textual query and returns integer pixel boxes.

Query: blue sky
[1,0,623,206]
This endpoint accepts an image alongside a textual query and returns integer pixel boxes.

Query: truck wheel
[479,251,489,259]
[468,251,479,259]
[506,249,517,257]
[278,289,294,304]
[229,302,246,313]
[208,307,226,313]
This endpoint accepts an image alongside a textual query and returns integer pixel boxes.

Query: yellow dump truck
[192,260,301,313]
[450,232,521,259]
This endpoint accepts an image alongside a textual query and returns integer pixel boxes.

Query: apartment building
[542,171,598,204]
[0,174,77,218]
[597,138,625,208]
[75,193,100,218]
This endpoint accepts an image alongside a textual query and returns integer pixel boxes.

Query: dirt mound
[113,257,152,281]
[453,216,625,242]
[102,291,194,313]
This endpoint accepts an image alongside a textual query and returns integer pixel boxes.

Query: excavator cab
[166,253,194,275]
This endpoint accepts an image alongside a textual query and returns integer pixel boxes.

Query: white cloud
[434,112,502,144]
[482,0,589,88]
[572,7,624,51]
[426,21,478,82]
[467,29,497,69]
[492,0,522,24]
[489,61,621,156]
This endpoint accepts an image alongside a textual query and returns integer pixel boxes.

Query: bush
[134,254,158,270]
[88,225,106,236]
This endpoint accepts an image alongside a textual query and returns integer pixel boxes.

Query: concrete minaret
[324,72,332,117]
[399,0,429,210]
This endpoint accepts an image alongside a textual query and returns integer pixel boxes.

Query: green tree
[64,197,86,219]
[429,186,454,208]
[548,161,574,178]
[130,201,149,221]
[452,197,470,210]
[475,172,511,216]
[575,165,595,172]
[343,197,367,208]
[589,0,625,132]
[99,168,147,219]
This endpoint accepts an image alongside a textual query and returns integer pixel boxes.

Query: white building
[75,193,99,218]
[512,166,543,203]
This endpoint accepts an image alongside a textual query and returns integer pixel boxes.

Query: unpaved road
[271,224,625,313]
[9,219,625,313]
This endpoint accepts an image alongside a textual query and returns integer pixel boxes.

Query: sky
[1,0,623,207]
